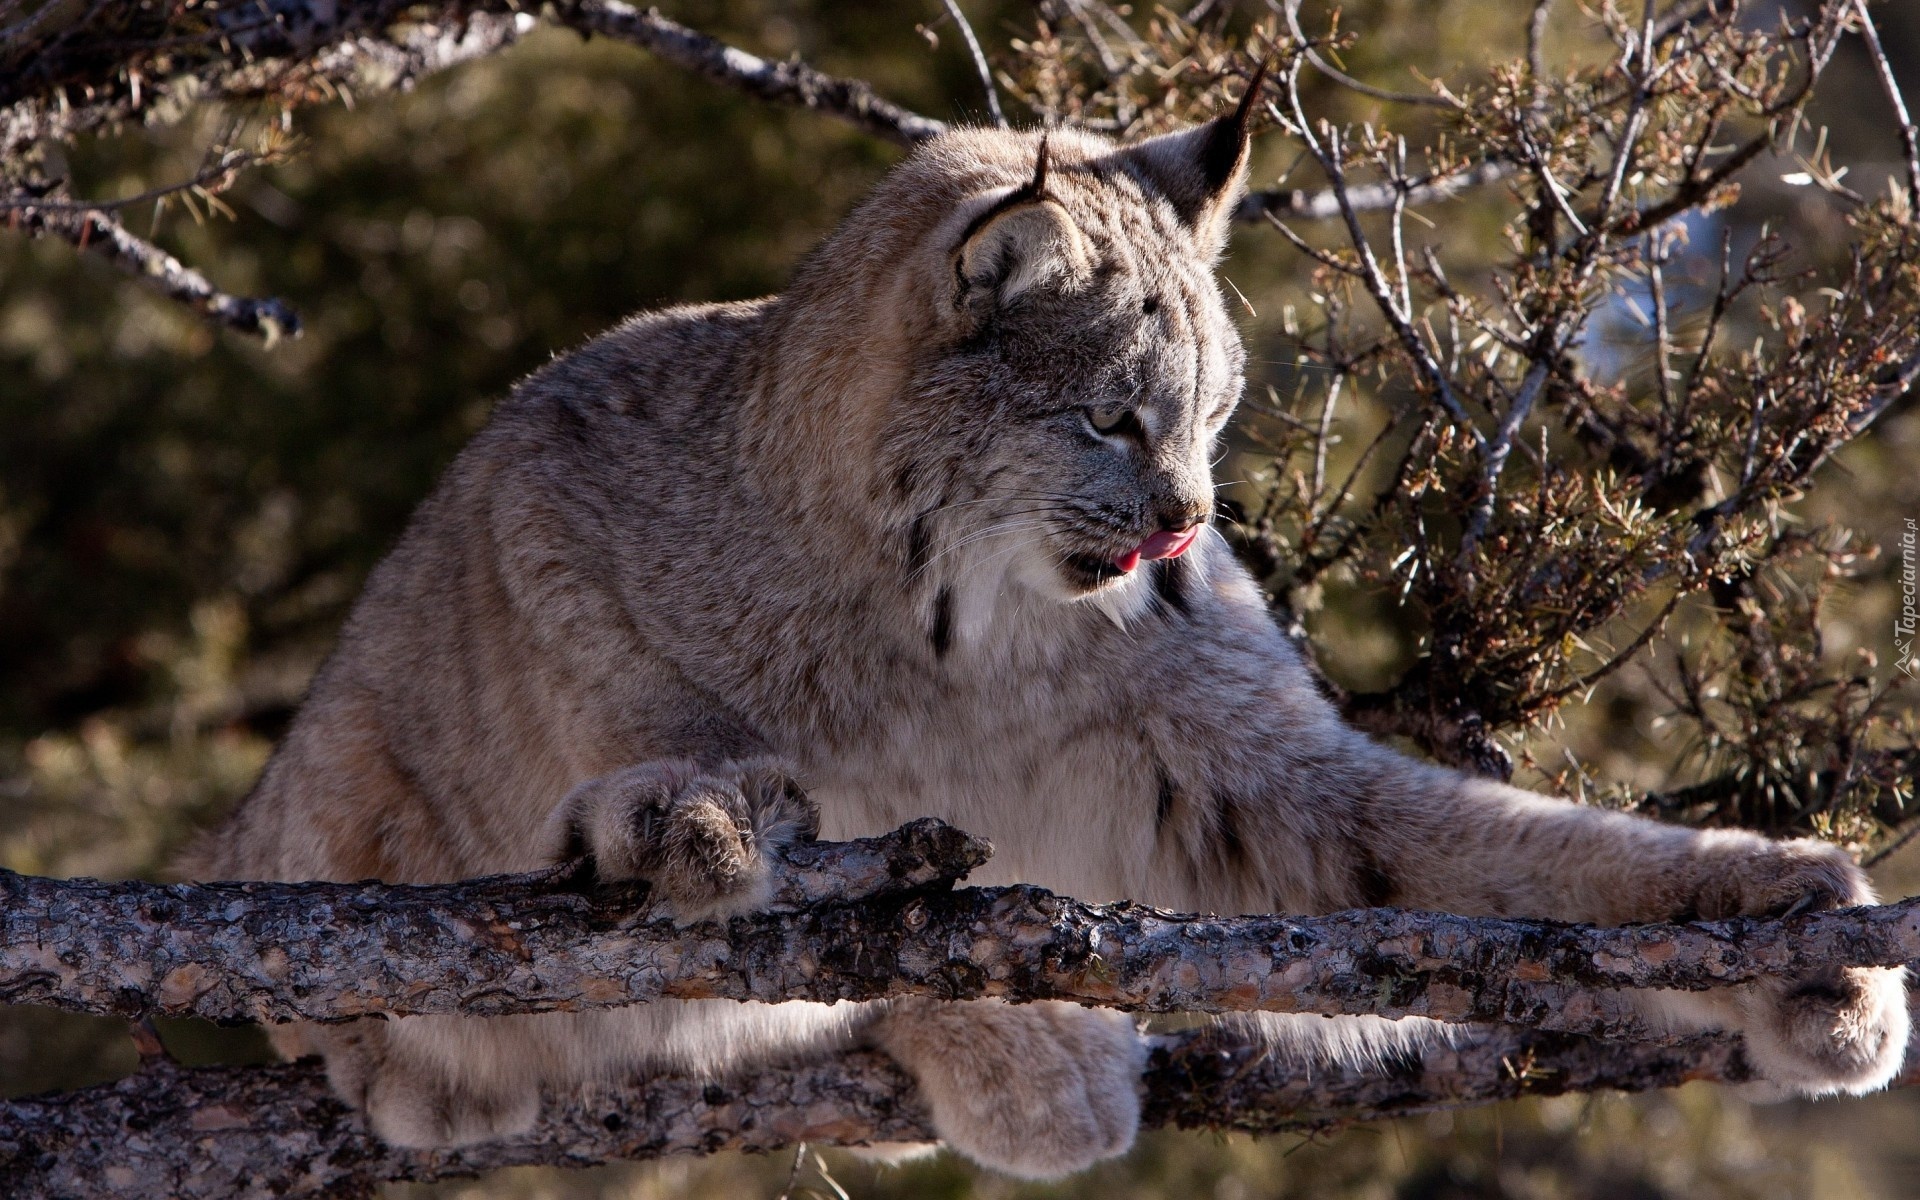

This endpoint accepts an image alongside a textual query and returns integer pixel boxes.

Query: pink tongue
[1112,528,1198,572]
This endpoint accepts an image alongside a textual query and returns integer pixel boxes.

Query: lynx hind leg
[551,757,819,921]
[306,1018,540,1149]
[871,999,1145,1180]
[1650,835,1911,1097]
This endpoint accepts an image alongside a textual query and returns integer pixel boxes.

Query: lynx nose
[1154,497,1211,535]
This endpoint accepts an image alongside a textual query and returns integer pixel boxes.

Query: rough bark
[11,1022,1913,1200]
[4,821,1916,1043]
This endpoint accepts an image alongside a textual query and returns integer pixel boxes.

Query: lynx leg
[549,757,818,921]
[870,998,1145,1180]
[305,1018,541,1149]
[1642,837,1910,1096]
[1315,757,1912,1097]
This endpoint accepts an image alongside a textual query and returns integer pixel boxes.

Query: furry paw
[873,999,1145,1180]
[553,758,818,920]
[316,1019,541,1149]
[1689,837,1910,1096]
[363,1068,540,1149]
[1685,836,1869,923]
[1731,965,1910,1098]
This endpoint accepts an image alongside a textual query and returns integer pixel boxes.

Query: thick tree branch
[2,820,1915,1197]
[11,1021,1915,1200]
[4,822,1916,1044]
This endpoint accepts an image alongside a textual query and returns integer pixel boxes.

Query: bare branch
[939,0,1007,128]
[1271,54,1483,441]
[0,4,523,157]
[4,822,1917,1044]
[1236,159,1516,223]
[1273,0,1459,109]
[2,145,270,215]
[0,1,945,338]
[0,3,946,170]
[13,207,300,340]
[1527,0,1556,82]
[1623,0,1855,234]
[6,1020,1913,1200]
[1454,356,1551,560]
[558,1,948,147]
[1850,0,1920,213]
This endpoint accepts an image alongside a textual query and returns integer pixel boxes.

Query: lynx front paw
[1684,836,1869,924]
[1689,837,1910,1096]
[874,999,1145,1180]
[553,758,818,920]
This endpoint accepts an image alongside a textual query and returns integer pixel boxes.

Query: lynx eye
[1084,407,1144,440]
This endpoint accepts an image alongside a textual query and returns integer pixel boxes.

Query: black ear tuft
[951,136,1090,315]
[1118,60,1269,243]
[1030,133,1051,197]
[956,136,1053,249]
[1199,58,1270,199]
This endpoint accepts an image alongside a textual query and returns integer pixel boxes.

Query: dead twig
[16,207,300,340]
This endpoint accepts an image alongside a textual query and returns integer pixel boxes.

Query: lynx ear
[1122,60,1268,247]
[953,140,1090,312]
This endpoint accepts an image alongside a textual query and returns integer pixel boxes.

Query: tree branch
[1848,0,1920,214]
[2,1,467,157]
[1276,0,1460,109]
[13,207,302,340]
[10,1020,1913,1200]
[4,821,1916,1044]
[2,825,1915,1197]
[555,2,948,147]
[1235,159,1517,224]
[0,1,945,337]
[1268,51,1483,440]
[0,1,948,161]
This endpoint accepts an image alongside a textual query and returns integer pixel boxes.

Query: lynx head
[768,71,1263,642]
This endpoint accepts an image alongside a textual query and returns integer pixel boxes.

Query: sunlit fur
[186,121,1909,1179]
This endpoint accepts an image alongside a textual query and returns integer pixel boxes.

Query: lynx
[189,81,1909,1179]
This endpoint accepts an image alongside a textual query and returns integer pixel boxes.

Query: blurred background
[2,1,1917,1196]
